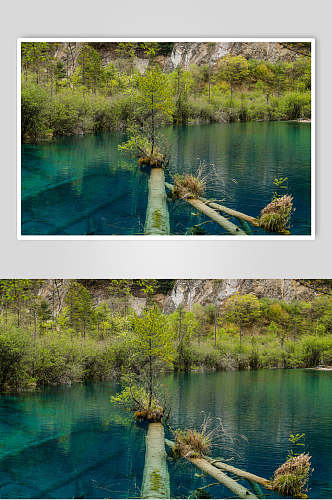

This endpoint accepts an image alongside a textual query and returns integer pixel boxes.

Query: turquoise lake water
[21,122,311,236]
[0,370,331,498]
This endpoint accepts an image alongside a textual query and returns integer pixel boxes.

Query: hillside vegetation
[0,279,331,392]
[21,42,311,141]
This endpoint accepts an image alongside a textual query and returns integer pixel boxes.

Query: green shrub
[51,91,94,136]
[279,91,311,120]
[0,328,35,391]
[21,83,51,141]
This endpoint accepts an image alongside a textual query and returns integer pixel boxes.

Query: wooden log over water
[165,183,245,236]
[204,457,271,490]
[165,439,257,499]
[144,168,170,235]
[141,423,170,499]
[201,199,260,227]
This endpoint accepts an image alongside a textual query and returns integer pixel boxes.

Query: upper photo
[18,39,314,239]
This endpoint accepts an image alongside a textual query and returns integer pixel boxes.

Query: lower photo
[0,279,332,499]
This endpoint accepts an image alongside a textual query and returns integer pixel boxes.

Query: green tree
[0,279,36,327]
[115,42,138,74]
[64,281,95,337]
[132,307,173,408]
[218,55,249,107]
[223,293,261,350]
[21,42,51,84]
[170,67,193,123]
[268,301,290,346]
[94,302,111,338]
[77,43,102,93]
[119,65,173,161]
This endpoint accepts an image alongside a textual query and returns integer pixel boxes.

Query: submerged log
[165,439,257,499]
[141,423,170,499]
[204,457,271,490]
[201,199,260,227]
[145,168,170,235]
[188,199,246,235]
[165,183,245,236]
[248,479,266,498]
[237,219,254,235]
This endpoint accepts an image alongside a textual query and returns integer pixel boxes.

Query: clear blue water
[0,370,331,498]
[21,122,311,236]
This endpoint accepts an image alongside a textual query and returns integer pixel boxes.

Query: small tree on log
[119,65,173,166]
[133,307,173,411]
[111,306,173,421]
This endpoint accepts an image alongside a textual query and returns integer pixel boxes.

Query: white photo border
[17,37,315,241]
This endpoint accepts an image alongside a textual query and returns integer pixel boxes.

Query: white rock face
[164,41,297,72]
[163,279,314,313]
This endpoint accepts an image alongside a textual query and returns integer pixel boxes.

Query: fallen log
[165,439,257,499]
[165,183,245,236]
[141,423,170,499]
[205,457,271,490]
[145,168,170,235]
[201,199,260,227]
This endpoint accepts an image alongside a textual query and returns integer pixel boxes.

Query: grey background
[0,0,329,278]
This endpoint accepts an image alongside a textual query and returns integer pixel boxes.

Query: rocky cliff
[39,279,315,315]
[56,41,297,76]
[164,42,297,71]
[163,279,315,312]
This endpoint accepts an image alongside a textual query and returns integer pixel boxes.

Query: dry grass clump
[173,429,212,458]
[173,173,206,199]
[138,152,165,167]
[271,453,312,498]
[173,419,213,458]
[134,407,164,423]
[259,195,293,233]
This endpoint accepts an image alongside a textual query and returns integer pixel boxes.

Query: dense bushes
[21,85,311,142]
[1,325,332,393]
[0,328,35,391]
[0,329,132,392]
[187,90,311,124]
[21,85,139,140]
[21,84,52,141]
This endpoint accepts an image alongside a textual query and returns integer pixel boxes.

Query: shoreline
[22,119,311,144]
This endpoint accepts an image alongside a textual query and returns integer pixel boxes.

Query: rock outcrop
[163,42,297,72]
[163,279,315,313]
[55,41,298,77]
[39,279,315,316]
